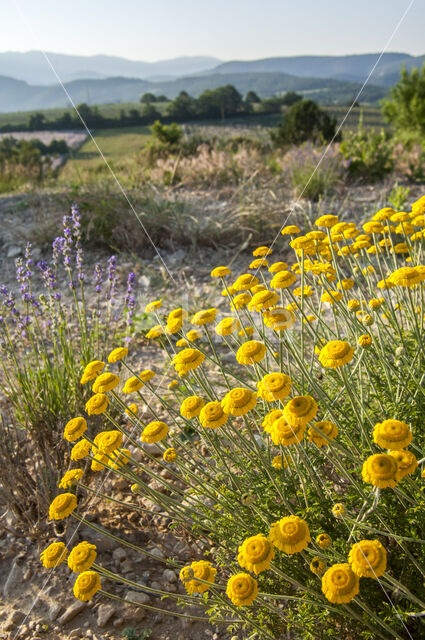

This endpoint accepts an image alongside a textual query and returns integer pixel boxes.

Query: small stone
[3,609,25,631]
[67,629,82,638]
[7,245,21,258]
[150,581,161,590]
[3,559,25,598]
[112,548,127,563]
[57,601,87,625]
[113,617,124,628]
[163,569,177,583]
[96,604,116,628]
[23,568,32,580]
[48,603,64,622]
[149,547,164,559]
[124,590,151,605]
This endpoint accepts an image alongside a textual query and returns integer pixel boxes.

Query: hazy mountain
[0,72,388,113]
[210,53,424,87]
[0,51,222,85]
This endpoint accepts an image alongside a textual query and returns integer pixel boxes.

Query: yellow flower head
[321,290,343,304]
[270,417,305,446]
[172,348,205,375]
[122,376,143,394]
[272,453,288,469]
[310,557,326,575]
[68,541,97,573]
[358,334,372,348]
[40,542,68,568]
[146,324,164,339]
[269,261,288,273]
[125,403,138,416]
[315,215,338,228]
[257,373,292,402]
[253,246,272,257]
[180,395,205,419]
[322,564,359,603]
[221,388,257,417]
[281,225,300,235]
[373,419,412,450]
[226,573,258,607]
[337,278,354,291]
[70,439,91,461]
[199,401,229,429]
[165,317,183,334]
[176,338,189,347]
[262,409,284,433]
[59,469,83,489]
[347,299,360,311]
[64,417,87,442]
[269,515,311,553]
[81,360,105,381]
[248,289,278,311]
[191,308,217,326]
[236,341,266,365]
[141,421,168,443]
[390,266,425,287]
[249,258,269,269]
[308,421,338,448]
[270,270,297,289]
[319,340,354,368]
[107,347,128,363]
[73,571,101,602]
[237,534,275,575]
[233,273,259,291]
[389,450,418,480]
[215,317,240,336]
[283,395,318,427]
[316,533,331,549]
[163,447,177,462]
[239,326,255,337]
[108,448,131,469]
[91,452,109,472]
[232,293,251,309]
[85,393,109,415]
[263,307,295,331]
[362,453,398,488]
[92,372,119,394]
[186,329,202,342]
[180,560,217,594]
[348,539,387,579]
[211,266,231,277]
[49,493,77,520]
[363,221,384,234]
[96,430,123,454]
[144,299,162,312]
[332,503,346,518]
[373,207,395,221]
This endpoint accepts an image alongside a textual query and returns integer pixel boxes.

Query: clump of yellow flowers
[44,197,425,640]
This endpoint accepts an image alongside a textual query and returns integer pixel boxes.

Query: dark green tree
[272,99,338,147]
[245,90,261,104]
[28,113,45,130]
[140,92,157,104]
[150,120,182,146]
[197,85,244,120]
[381,64,425,136]
[166,91,197,121]
[141,103,161,122]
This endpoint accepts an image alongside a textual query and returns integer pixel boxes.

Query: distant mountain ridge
[210,53,425,87]
[0,71,388,113]
[0,51,222,85]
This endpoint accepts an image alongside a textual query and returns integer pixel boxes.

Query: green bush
[272,99,338,147]
[340,128,394,182]
[382,64,425,137]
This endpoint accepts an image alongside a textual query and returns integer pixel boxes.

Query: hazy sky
[2,0,422,61]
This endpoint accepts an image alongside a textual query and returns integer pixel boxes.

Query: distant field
[58,126,152,183]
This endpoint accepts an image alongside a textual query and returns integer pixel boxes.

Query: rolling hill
[0,71,388,113]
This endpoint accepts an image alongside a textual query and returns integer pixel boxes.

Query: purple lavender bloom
[38,261,57,291]
[52,237,66,270]
[62,216,73,267]
[107,255,117,305]
[124,272,136,338]
[94,263,103,294]
[71,204,84,282]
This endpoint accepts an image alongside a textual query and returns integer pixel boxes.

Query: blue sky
[3,0,422,60]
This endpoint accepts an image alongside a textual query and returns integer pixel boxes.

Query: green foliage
[340,128,394,182]
[122,628,152,640]
[150,120,183,146]
[381,64,425,137]
[197,84,245,120]
[388,184,410,210]
[272,99,338,147]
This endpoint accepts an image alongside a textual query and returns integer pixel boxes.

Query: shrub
[272,99,338,147]
[340,128,394,182]
[381,64,425,137]
[278,142,346,200]
[43,194,425,639]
